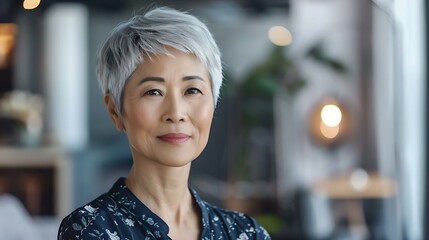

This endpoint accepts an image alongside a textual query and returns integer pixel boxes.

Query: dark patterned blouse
[58,178,271,240]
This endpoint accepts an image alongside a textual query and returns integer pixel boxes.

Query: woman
[58,7,271,240]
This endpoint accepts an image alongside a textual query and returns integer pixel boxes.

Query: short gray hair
[96,7,223,114]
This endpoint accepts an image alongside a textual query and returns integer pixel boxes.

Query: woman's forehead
[137,50,207,75]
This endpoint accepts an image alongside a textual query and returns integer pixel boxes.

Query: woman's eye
[185,88,202,95]
[144,89,163,96]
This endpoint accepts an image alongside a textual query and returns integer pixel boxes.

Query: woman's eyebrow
[138,76,164,85]
[138,75,205,85]
[183,75,205,81]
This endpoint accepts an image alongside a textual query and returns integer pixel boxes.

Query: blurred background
[0,0,427,239]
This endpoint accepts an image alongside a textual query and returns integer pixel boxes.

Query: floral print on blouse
[58,178,271,240]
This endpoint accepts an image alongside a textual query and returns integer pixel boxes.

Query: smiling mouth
[158,133,191,144]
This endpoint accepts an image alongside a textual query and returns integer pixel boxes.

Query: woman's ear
[104,94,125,131]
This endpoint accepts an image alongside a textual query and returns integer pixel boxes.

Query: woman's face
[114,48,214,167]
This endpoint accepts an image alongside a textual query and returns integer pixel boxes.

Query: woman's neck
[125,159,195,225]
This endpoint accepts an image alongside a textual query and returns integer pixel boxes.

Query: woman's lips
[158,133,191,144]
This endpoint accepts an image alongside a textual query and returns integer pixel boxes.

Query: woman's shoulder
[58,187,168,240]
[58,193,118,239]
[200,201,272,239]
[203,201,260,227]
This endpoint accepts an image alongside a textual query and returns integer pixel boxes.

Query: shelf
[0,146,72,217]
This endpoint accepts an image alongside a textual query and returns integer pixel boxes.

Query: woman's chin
[154,153,198,168]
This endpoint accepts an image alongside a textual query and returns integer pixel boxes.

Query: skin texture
[104,47,215,240]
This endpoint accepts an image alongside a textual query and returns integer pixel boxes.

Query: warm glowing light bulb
[268,26,292,46]
[23,0,41,10]
[321,104,342,127]
[320,122,339,139]
[0,36,13,55]
[0,24,17,69]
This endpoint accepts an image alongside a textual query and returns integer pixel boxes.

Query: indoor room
[0,0,427,239]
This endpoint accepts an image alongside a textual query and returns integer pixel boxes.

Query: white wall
[43,3,89,151]
[393,0,426,238]
[372,2,402,239]
[276,0,363,197]
[372,0,427,238]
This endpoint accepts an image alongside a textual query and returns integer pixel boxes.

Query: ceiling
[0,0,290,22]
[0,0,126,22]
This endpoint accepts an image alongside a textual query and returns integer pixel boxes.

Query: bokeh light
[268,26,292,46]
[321,104,342,127]
[23,0,41,10]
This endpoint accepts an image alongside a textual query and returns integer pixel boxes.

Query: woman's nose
[162,94,186,123]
